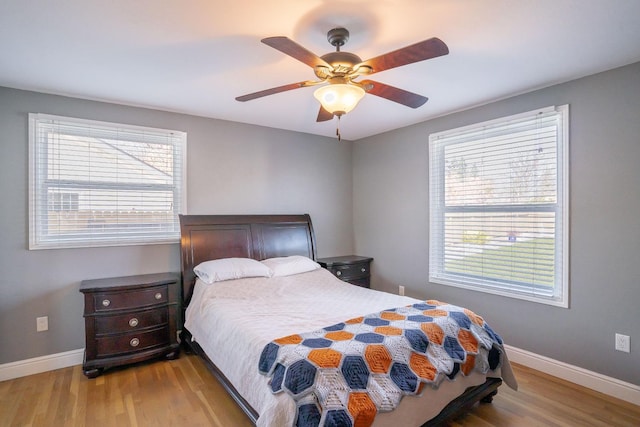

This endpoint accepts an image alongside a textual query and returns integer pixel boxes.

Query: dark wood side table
[317,255,373,288]
[80,272,180,378]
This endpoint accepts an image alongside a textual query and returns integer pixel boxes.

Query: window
[29,114,186,249]
[48,192,79,212]
[429,105,569,307]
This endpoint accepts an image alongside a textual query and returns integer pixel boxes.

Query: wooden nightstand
[318,256,373,288]
[80,273,180,378]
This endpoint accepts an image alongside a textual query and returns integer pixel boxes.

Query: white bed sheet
[185,268,515,427]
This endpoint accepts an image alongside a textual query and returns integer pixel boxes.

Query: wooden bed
[179,213,502,426]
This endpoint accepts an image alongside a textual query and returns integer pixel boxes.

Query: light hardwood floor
[1,353,639,426]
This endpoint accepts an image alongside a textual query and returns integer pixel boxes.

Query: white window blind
[429,105,569,307]
[29,114,186,249]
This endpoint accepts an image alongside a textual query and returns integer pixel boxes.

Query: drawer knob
[154,292,162,300]
[128,318,139,327]
[361,267,366,273]
[101,299,111,307]
[336,270,342,276]
[130,338,140,347]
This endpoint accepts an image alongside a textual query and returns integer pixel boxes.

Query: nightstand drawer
[318,256,373,289]
[346,277,370,288]
[94,307,168,335]
[95,327,169,357]
[93,286,167,312]
[326,262,370,280]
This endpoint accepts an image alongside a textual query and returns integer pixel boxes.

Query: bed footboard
[423,377,502,426]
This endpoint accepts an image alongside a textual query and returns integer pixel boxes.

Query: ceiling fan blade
[360,80,428,108]
[357,37,448,75]
[236,81,316,102]
[316,106,334,122]
[262,36,331,69]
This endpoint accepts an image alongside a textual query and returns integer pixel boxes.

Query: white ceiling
[2,1,640,141]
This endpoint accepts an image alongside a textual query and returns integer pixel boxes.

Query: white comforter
[185,268,516,427]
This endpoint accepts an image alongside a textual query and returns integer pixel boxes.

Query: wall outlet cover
[615,333,630,353]
[36,316,48,332]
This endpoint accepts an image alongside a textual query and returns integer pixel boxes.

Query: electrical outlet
[615,333,630,353]
[36,316,48,332]
[398,285,405,296]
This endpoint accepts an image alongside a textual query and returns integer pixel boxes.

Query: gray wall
[0,87,354,364]
[353,62,640,385]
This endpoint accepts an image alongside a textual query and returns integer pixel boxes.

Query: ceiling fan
[236,28,449,125]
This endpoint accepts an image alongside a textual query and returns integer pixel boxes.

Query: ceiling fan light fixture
[313,83,365,116]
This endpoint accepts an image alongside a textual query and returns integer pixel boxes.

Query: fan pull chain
[336,115,342,141]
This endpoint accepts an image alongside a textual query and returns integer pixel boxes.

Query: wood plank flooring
[1,353,638,426]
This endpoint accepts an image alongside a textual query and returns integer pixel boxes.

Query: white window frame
[29,113,187,249]
[429,105,569,307]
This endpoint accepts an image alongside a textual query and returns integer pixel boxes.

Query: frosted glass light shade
[313,84,365,116]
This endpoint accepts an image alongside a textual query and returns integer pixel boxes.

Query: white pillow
[193,257,273,284]
[261,255,320,277]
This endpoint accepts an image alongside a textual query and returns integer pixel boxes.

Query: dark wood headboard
[179,214,317,305]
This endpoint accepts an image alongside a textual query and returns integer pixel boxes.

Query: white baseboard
[1,346,638,408]
[0,349,84,382]
[505,344,640,406]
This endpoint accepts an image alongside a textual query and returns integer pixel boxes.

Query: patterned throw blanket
[258,300,504,427]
